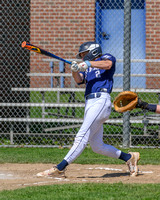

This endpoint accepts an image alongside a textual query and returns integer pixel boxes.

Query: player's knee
[91,145,104,154]
[74,136,81,145]
[74,135,88,146]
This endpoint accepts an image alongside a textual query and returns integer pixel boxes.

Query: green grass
[0,147,160,165]
[0,183,160,200]
[0,147,159,198]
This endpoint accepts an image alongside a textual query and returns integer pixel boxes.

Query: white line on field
[87,167,153,174]
[17,178,70,187]
[87,167,122,171]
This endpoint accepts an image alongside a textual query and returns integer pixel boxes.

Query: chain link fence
[1,0,160,148]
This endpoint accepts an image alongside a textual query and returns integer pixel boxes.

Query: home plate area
[0,163,160,191]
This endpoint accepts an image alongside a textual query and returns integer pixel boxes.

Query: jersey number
[95,70,101,78]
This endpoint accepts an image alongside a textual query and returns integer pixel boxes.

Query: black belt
[86,92,101,100]
[86,88,108,100]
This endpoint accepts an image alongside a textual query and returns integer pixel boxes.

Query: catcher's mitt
[113,91,138,113]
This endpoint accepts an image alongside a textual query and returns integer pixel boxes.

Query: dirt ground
[0,163,160,191]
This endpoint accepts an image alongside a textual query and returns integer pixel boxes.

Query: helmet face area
[76,41,102,61]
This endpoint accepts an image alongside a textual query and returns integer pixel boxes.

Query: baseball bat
[21,41,72,64]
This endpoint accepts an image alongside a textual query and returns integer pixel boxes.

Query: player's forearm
[89,60,112,70]
[72,71,83,84]
[156,105,160,113]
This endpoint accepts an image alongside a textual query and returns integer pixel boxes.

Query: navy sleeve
[101,53,116,63]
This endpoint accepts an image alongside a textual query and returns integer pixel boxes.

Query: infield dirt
[0,163,160,191]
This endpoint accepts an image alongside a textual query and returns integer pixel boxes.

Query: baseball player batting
[37,41,140,178]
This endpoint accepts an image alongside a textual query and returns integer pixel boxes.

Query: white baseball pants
[64,92,121,164]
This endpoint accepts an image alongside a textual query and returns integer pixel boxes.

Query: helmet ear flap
[76,41,102,61]
[92,49,98,56]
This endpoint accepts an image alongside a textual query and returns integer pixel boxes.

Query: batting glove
[71,61,79,72]
[78,61,91,72]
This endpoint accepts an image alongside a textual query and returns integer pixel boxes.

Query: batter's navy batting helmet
[76,41,102,61]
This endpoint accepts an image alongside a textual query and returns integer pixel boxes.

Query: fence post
[59,61,65,88]
[50,61,54,88]
[123,0,131,148]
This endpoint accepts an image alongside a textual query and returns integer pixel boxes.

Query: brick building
[145,1,160,88]
[30,0,95,87]
[2,0,160,97]
[29,0,160,88]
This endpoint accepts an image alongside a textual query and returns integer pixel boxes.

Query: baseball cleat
[36,166,65,178]
[126,152,140,177]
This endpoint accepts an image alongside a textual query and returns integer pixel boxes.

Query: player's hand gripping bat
[21,41,72,64]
